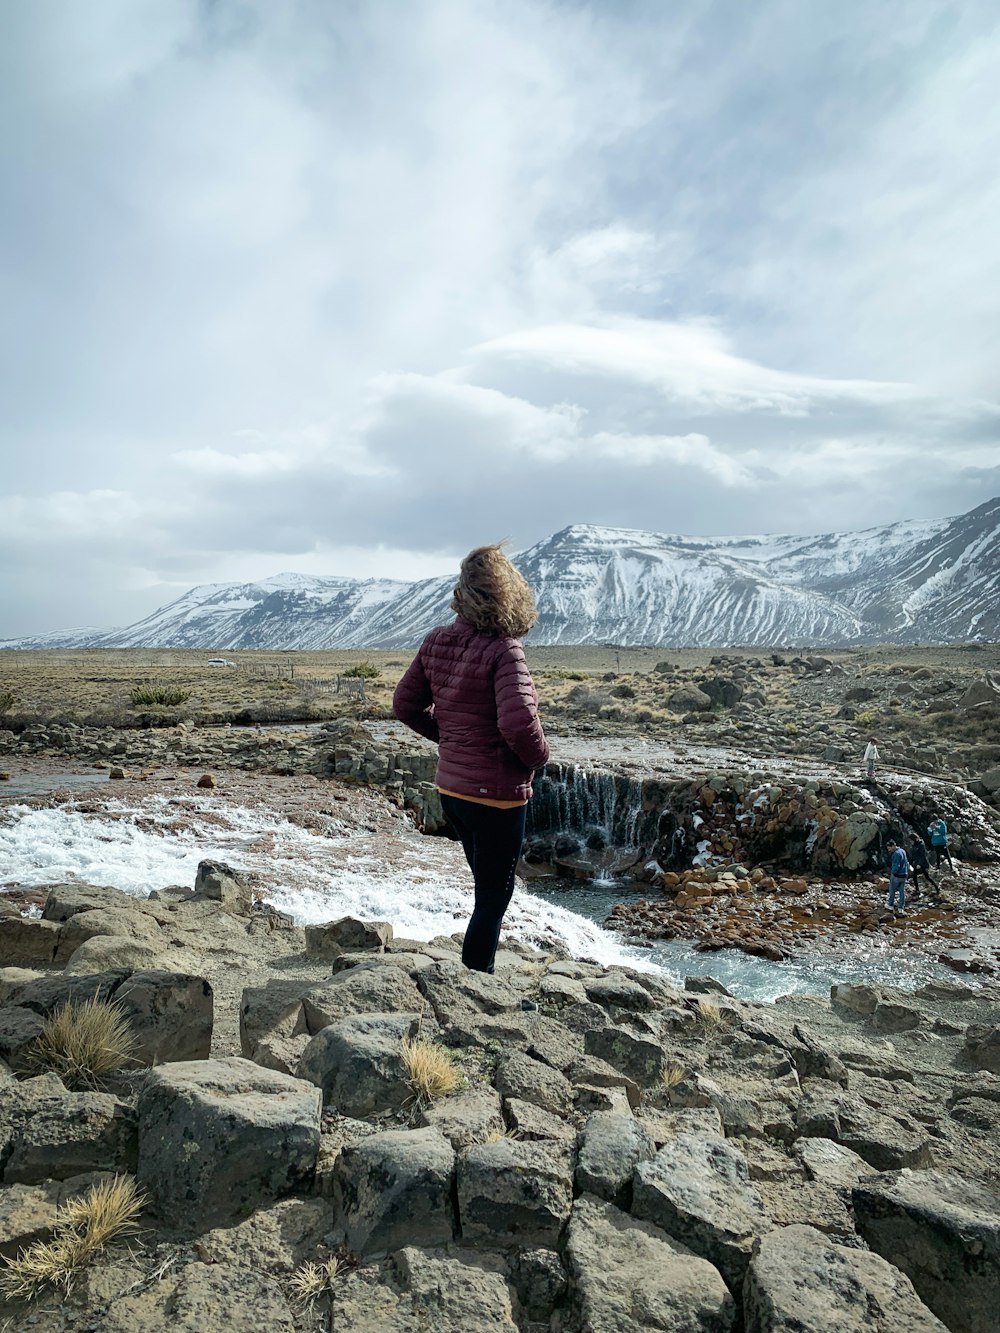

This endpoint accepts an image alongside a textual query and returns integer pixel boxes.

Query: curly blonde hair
[451,544,539,638]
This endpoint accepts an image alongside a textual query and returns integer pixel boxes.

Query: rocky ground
[1,864,1000,1332]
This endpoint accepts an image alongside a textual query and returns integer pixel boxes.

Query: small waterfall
[528,763,659,850]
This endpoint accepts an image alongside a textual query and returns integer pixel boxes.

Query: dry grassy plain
[1,644,998,757]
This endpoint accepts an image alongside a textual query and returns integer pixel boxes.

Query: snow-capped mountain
[5,498,999,649]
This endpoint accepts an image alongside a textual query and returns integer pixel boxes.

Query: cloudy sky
[3,1,999,635]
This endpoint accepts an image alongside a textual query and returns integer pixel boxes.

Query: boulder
[239,979,308,1064]
[494,1051,574,1116]
[457,1139,573,1248]
[332,1126,455,1258]
[584,1025,667,1085]
[632,1133,772,1291]
[416,1087,504,1150]
[304,916,392,960]
[575,1111,656,1209]
[114,971,213,1064]
[503,1097,575,1142]
[54,907,162,965]
[0,916,61,965]
[853,1169,1000,1333]
[745,1222,948,1332]
[64,935,185,974]
[565,1196,735,1332]
[137,1057,321,1227]
[0,1073,136,1184]
[194,859,253,916]
[584,972,658,1013]
[793,1137,872,1190]
[873,1000,922,1033]
[296,1012,421,1116]
[415,962,523,1027]
[195,1197,333,1271]
[964,1024,1000,1075]
[41,883,137,922]
[796,1086,933,1171]
[830,982,881,1017]
[698,677,744,709]
[300,964,425,1033]
[957,677,1000,710]
[0,1006,46,1066]
[331,1247,519,1331]
[667,686,713,713]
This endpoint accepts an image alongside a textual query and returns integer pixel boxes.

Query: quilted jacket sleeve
[392,646,440,744]
[494,641,549,771]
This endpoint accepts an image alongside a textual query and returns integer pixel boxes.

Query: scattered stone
[1,1074,136,1184]
[793,1137,872,1190]
[873,1000,922,1033]
[196,773,216,788]
[305,915,393,960]
[494,1050,574,1116]
[415,1087,504,1150]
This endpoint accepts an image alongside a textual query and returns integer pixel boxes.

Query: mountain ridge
[4,498,998,650]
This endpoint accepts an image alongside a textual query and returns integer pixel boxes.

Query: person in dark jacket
[393,544,549,973]
[884,839,909,914]
[927,814,954,870]
[909,835,938,901]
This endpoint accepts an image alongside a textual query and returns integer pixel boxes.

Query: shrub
[130,684,191,707]
[660,1061,687,1089]
[288,1257,340,1307]
[0,690,15,715]
[0,1174,144,1302]
[784,722,799,735]
[342,661,381,679]
[855,708,877,726]
[401,1035,460,1107]
[25,997,137,1089]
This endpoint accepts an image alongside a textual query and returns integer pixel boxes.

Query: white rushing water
[0,796,958,1000]
[0,797,656,972]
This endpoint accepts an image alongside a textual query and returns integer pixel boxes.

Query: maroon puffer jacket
[392,616,549,801]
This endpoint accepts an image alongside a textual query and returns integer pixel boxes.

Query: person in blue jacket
[885,839,909,914]
[927,814,954,870]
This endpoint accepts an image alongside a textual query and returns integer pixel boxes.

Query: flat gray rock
[853,1168,1000,1333]
[745,1223,948,1332]
[632,1132,772,1291]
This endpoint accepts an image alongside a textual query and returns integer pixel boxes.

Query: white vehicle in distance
[207,658,237,668]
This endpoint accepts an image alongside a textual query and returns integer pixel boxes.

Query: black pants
[911,866,937,895]
[932,844,953,869]
[440,793,526,973]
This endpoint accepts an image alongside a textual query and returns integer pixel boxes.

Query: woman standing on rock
[393,544,549,974]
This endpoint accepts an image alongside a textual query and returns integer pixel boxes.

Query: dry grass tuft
[481,1125,520,1143]
[0,1175,144,1303]
[401,1036,461,1106]
[661,1060,687,1089]
[288,1256,340,1306]
[25,997,137,1089]
[696,999,728,1029]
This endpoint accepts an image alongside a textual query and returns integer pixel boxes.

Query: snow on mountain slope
[5,499,998,649]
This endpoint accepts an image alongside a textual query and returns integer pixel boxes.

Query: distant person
[864,738,879,780]
[909,835,938,901]
[393,544,549,974]
[927,814,954,870]
[885,839,909,914]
